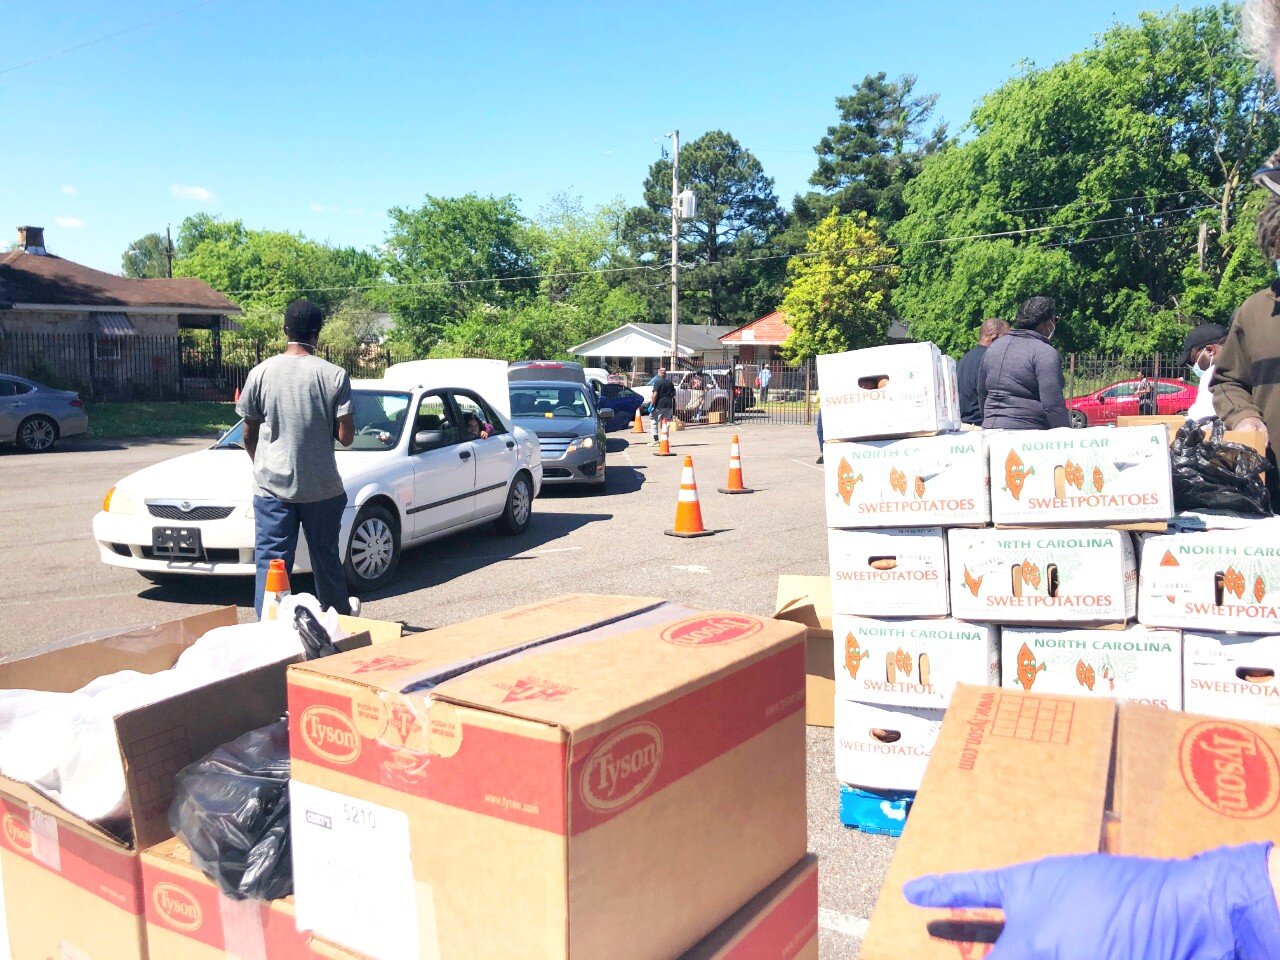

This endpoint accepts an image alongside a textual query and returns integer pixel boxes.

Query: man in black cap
[1180,321,1228,420]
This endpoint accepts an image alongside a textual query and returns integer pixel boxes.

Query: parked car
[670,369,752,418]
[595,382,645,430]
[0,374,88,452]
[93,360,541,592]
[508,377,609,489]
[1066,377,1197,427]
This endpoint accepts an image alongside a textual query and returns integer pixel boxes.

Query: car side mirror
[598,408,615,420]
[1098,395,1108,403]
[414,429,445,449]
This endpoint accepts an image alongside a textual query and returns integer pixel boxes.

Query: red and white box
[829,527,950,617]
[817,342,957,441]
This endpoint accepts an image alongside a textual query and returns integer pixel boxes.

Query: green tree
[892,4,1279,357]
[781,211,899,361]
[121,232,171,278]
[319,293,387,351]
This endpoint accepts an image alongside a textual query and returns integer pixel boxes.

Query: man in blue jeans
[237,299,355,617]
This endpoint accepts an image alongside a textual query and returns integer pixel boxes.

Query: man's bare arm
[335,413,354,448]
[243,419,262,460]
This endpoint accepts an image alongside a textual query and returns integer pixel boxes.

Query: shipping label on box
[816,343,955,441]
[1001,626,1181,709]
[1139,528,1280,633]
[823,434,989,529]
[987,426,1173,526]
[1183,631,1280,725]
[833,615,998,709]
[834,698,943,791]
[948,527,1137,624]
[829,528,949,617]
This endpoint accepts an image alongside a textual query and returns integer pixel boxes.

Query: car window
[1101,384,1135,399]
[600,384,624,400]
[509,385,592,419]
[1156,382,1182,395]
[0,380,16,398]
[345,391,412,451]
[412,393,460,450]
[452,392,508,439]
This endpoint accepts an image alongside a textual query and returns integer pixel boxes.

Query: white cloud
[61,185,77,195]
[346,208,365,216]
[53,216,84,228]
[309,201,327,212]
[171,183,214,202]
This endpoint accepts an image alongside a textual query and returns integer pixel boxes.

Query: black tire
[16,415,58,453]
[495,472,534,535]
[344,503,400,592]
[1069,410,1088,429]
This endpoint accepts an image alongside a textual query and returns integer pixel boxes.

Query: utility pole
[667,129,680,368]
[165,224,175,278]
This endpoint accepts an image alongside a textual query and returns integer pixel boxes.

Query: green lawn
[87,402,238,439]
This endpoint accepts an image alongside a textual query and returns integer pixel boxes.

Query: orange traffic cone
[234,387,241,403]
[665,456,713,538]
[654,417,676,457]
[261,558,291,621]
[718,435,753,494]
[631,407,645,434]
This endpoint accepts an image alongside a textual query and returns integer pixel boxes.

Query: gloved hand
[904,843,1280,960]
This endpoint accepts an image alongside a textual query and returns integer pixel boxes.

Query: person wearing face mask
[1179,322,1227,421]
[978,295,1070,430]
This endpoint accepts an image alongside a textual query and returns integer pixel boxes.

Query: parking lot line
[790,458,824,472]
[818,908,869,939]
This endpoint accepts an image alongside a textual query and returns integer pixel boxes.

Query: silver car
[0,375,89,452]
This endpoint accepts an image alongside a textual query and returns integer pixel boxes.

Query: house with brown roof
[718,310,794,365]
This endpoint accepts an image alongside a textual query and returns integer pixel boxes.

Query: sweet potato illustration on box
[889,467,908,496]
[1017,643,1046,691]
[1092,466,1105,493]
[895,648,913,676]
[963,565,983,597]
[1065,460,1084,490]
[836,459,862,505]
[1075,659,1096,691]
[1022,562,1042,591]
[1004,450,1034,500]
[844,633,869,679]
[1256,577,1267,604]
[913,475,926,499]
[1224,566,1246,600]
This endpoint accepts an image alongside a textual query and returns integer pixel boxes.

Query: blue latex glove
[904,843,1280,960]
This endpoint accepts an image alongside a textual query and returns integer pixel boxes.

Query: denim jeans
[253,493,350,617]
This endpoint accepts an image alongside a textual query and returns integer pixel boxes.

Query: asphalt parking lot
[0,420,890,958]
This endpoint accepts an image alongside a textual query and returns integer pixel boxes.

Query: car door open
[408,392,476,538]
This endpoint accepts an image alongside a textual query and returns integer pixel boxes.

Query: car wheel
[1069,410,1088,429]
[495,472,534,535]
[345,503,400,592]
[17,415,58,453]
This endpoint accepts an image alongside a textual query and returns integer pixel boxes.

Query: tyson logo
[1180,722,1280,819]
[581,721,664,813]
[1,814,31,855]
[661,615,763,647]
[300,706,361,764]
[153,882,203,931]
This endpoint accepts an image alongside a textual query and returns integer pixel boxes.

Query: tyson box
[816,342,957,441]
[1000,626,1182,709]
[680,855,819,960]
[859,686,1114,959]
[1139,527,1280,633]
[823,434,989,529]
[834,615,998,709]
[774,575,836,727]
[947,527,1137,625]
[829,527,949,617]
[834,698,943,791]
[287,595,808,960]
[987,425,1173,527]
[1183,631,1280,724]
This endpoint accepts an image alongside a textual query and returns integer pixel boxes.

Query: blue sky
[2,0,1184,272]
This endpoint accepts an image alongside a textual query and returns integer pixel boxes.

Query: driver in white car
[236,299,356,617]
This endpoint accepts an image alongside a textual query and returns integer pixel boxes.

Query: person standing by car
[237,299,355,617]
[957,318,1009,426]
[650,366,676,443]
[1180,321,1228,421]
[979,296,1070,430]
[1135,374,1157,416]
[757,363,772,404]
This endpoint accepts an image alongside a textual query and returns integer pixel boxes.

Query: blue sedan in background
[595,382,646,431]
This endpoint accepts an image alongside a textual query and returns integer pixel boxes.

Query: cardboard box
[823,434,989,529]
[859,686,1114,959]
[680,854,819,960]
[0,607,377,960]
[1116,415,1268,457]
[834,698,944,791]
[986,426,1173,527]
[774,575,836,727]
[1139,527,1280,633]
[1000,625,1182,709]
[947,527,1137,625]
[834,615,999,709]
[287,595,808,960]
[1183,631,1280,724]
[816,343,956,441]
[829,527,949,617]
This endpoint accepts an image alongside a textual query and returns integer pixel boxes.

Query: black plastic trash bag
[168,720,291,901]
[1171,417,1272,517]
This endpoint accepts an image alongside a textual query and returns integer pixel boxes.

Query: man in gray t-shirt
[236,299,355,616]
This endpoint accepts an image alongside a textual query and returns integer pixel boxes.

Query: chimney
[17,226,46,255]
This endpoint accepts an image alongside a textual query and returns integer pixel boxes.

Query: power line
[0,0,223,77]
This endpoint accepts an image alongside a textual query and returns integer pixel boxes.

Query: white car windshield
[509,385,592,418]
[213,389,414,452]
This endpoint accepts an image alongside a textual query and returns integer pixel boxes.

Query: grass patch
[87,402,238,439]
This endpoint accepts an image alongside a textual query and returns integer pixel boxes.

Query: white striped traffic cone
[665,456,712,538]
[654,417,676,457]
[718,434,753,494]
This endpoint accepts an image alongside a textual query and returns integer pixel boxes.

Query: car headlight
[104,487,139,515]
[566,436,595,453]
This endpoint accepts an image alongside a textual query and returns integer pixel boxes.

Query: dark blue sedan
[595,382,645,431]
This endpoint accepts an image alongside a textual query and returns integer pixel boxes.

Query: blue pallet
[839,785,916,837]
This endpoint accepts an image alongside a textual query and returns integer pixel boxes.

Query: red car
[1066,377,1197,427]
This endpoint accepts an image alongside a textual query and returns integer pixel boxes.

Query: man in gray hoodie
[978,296,1070,430]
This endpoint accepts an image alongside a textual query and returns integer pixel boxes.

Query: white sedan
[93,360,542,592]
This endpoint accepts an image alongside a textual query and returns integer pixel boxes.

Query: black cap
[1179,322,1228,365]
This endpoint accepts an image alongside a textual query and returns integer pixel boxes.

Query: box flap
[680,854,818,960]
[1114,704,1280,858]
[773,576,831,635]
[860,685,1114,959]
[0,607,237,693]
[337,615,403,647]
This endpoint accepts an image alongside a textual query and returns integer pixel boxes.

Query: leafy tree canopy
[120,232,171,279]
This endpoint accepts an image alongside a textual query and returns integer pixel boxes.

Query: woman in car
[463,412,493,440]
